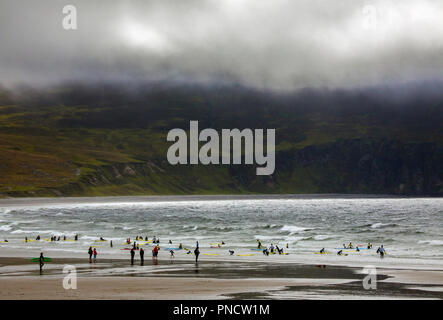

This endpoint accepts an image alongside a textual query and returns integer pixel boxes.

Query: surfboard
[31,257,52,262]
[314,252,331,254]
[94,240,107,242]
[0,241,9,243]
[203,253,220,256]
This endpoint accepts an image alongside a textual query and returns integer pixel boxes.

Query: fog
[1,0,443,90]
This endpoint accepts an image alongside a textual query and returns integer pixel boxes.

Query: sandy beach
[0,256,442,300]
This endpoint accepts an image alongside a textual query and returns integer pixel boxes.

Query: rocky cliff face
[5,139,440,197]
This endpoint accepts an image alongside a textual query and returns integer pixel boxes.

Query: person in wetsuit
[130,248,135,265]
[140,248,144,265]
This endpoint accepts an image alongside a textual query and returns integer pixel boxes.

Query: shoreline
[0,194,413,207]
[0,256,442,299]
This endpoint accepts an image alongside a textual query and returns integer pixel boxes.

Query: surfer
[93,248,97,263]
[74,234,78,241]
[170,250,175,258]
[140,248,145,265]
[348,242,353,248]
[39,252,44,272]
[263,248,269,256]
[337,250,343,255]
[229,250,234,255]
[356,247,360,252]
[257,239,262,249]
[88,247,93,263]
[367,242,372,249]
[196,240,199,248]
[277,246,284,254]
[179,243,183,249]
[36,235,40,240]
[194,247,200,263]
[269,244,275,253]
[110,240,113,248]
[286,243,289,249]
[169,240,172,244]
[152,245,159,259]
[130,248,135,265]
[376,245,385,258]
[319,248,325,254]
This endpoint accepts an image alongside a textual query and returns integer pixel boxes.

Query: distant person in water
[140,248,144,265]
[93,248,97,263]
[348,242,353,249]
[179,243,183,249]
[376,245,385,258]
[286,243,289,249]
[36,235,40,240]
[257,239,262,249]
[39,252,44,272]
[110,240,113,248]
[170,250,175,258]
[194,247,200,263]
[74,234,78,241]
[88,246,93,263]
[145,236,148,241]
[169,240,172,244]
[130,248,135,265]
[356,247,360,252]
[196,241,199,248]
[229,250,234,255]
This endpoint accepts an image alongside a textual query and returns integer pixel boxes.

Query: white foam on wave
[0,225,12,231]
[314,234,335,241]
[418,240,443,246]
[280,225,313,234]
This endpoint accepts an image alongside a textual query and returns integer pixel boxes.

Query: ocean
[0,196,442,268]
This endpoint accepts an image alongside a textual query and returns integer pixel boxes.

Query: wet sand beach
[0,257,442,299]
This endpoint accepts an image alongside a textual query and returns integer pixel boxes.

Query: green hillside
[0,84,441,197]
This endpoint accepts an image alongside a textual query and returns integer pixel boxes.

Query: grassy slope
[0,85,441,196]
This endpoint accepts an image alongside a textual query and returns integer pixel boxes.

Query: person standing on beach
[140,248,144,265]
[152,244,159,259]
[110,240,113,248]
[88,246,93,263]
[93,248,97,263]
[39,252,44,272]
[194,247,200,263]
[130,248,135,265]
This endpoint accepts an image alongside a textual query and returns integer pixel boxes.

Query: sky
[1,0,443,90]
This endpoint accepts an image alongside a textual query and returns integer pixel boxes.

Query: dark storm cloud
[1,0,443,90]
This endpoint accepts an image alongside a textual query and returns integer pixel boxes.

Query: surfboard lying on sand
[314,251,331,254]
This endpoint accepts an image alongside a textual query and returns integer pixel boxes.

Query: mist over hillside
[0,82,441,197]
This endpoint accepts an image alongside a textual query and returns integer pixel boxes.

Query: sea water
[0,196,442,267]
